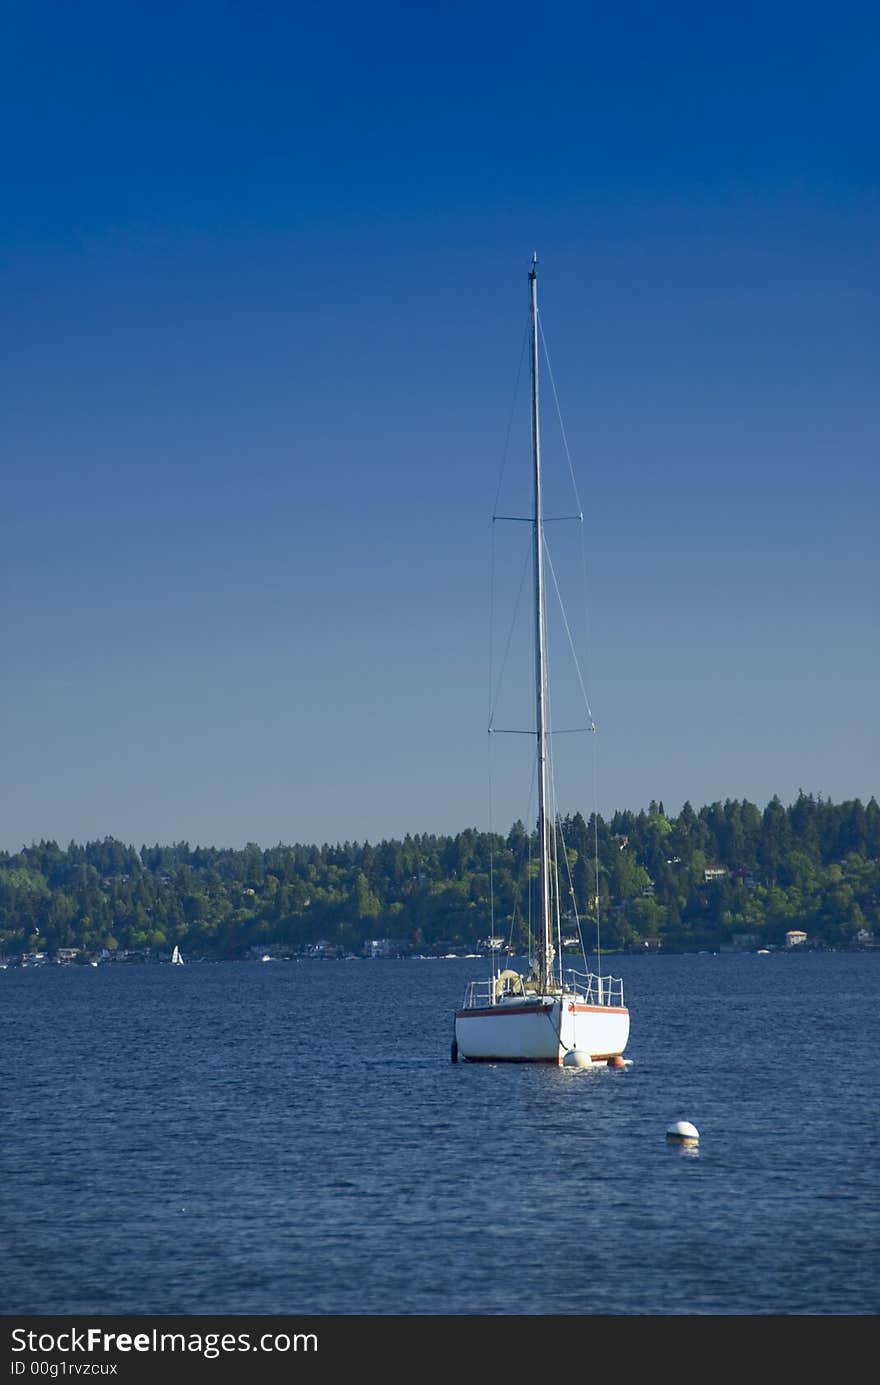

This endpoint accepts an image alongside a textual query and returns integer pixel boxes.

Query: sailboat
[453,257,630,1066]
[170,945,184,966]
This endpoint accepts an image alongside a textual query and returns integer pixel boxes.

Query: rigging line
[526,805,533,975]
[488,529,532,731]
[488,508,497,968]
[491,727,594,735]
[576,482,597,764]
[544,565,587,990]
[492,308,531,520]
[543,536,596,726]
[557,813,594,984]
[504,764,536,964]
[544,567,598,984]
[549,759,563,989]
[489,507,495,732]
[542,600,563,989]
[494,514,582,523]
[523,754,538,975]
[538,314,584,517]
[552,739,570,988]
[555,813,583,975]
[487,726,495,979]
[593,730,602,981]
[544,312,599,752]
[538,322,603,970]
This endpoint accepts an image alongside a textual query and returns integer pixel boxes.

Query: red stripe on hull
[567,1004,629,1015]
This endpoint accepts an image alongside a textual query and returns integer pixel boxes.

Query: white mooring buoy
[666,1120,700,1143]
[563,1047,591,1069]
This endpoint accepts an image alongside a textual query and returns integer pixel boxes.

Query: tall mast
[529,254,554,992]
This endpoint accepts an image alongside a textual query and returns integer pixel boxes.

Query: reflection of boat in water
[453,258,629,1067]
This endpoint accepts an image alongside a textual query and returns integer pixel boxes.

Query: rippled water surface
[3,953,878,1314]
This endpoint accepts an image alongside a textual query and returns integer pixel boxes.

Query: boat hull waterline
[454,997,630,1064]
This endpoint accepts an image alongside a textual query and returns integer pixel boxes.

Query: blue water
[2,953,878,1315]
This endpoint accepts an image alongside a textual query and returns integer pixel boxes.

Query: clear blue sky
[2,1,877,852]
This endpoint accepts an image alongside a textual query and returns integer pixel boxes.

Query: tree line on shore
[1,791,877,961]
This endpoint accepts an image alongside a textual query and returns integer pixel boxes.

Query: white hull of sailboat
[455,996,629,1064]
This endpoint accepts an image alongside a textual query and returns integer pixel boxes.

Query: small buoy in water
[563,1047,590,1069]
[666,1120,699,1143]
[607,1055,626,1069]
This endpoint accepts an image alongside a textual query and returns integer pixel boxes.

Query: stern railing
[566,969,625,1007]
[462,979,495,1008]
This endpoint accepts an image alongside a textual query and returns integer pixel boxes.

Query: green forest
[1,792,877,963]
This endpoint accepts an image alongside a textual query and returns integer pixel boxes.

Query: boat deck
[460,968,625,1010]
